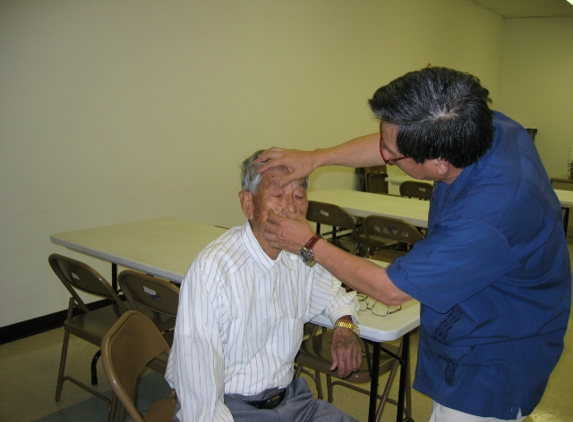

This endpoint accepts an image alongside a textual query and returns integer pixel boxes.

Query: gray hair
[240,149,309,194]
[240,150,265,193]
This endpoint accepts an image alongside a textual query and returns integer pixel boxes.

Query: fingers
[331,330,363,378]
[278,171,304,188]
[330,347,361,378]
[254,148,288,173]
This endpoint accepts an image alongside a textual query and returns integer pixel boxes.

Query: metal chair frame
[49,253,128,415]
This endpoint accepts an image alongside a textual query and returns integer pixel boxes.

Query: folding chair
[362,215,424,264]
[357,165,388,194]
[118,270,180,373]
[101,310,177,422]
[49,253,128,413]
[399,181,433,200]
[306,200,364,255]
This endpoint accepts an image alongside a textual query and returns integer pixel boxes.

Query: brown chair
[357,165,388,194]
[295,324,412,422]
[101,310,177,422]
[399,181,433,200]
[306,200,363,255]
[49,253,128,413]
[118,270,178,333]
[362,215,424,263]
[118,270,180,373]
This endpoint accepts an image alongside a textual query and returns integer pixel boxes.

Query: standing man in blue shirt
[255,66,571,422]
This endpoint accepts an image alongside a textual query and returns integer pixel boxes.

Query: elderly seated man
[165,150,362,422]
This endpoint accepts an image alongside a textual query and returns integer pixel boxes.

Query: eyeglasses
[379,122,408,165]
[379,136,407,166]
[357,293,401,317]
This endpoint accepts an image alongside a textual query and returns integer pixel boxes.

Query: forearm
[312,132,383,168]
[312,239,411,305]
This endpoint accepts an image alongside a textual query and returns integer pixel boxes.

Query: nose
[284,194,297,214]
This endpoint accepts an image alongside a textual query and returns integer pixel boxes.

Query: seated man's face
[240,166,308,258]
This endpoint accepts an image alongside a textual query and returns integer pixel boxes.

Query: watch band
[304,234,322,250]
[334,320,360,337]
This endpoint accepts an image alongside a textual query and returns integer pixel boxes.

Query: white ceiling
[470,0,573,18]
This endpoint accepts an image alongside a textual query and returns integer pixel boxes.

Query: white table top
[308,188,429,228]
[52,216,420,342]
[51,217,228,282]
[312,298,420,342]
[554,189,573,207]
[311,258,420,342]
[385,173,417,186]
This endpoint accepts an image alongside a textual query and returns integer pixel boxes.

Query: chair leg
[294,364,323,400]
[313,370,323,400]
[108,393,118,422]
[374,360,400,422]
[405,357,412,419]
[326,374,334,403]
[91,349,101,385]
[55,329,71,401]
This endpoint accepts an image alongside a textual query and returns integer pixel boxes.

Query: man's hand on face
[255,148,317,188]
[263,209,315,254]
[330,327,362,378]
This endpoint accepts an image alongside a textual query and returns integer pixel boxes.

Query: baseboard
[0,299,112,345]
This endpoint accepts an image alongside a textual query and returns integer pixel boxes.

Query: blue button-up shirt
[388,112,571,419]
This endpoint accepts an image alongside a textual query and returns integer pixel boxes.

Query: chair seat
[131,306,175,333]
[64,303,125,346]
[295,325,411,422]
[144,397,178,422]
[146,351,170,375]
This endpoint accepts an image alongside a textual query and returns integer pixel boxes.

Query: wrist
[299,234,323,267]
[312,147,333,168]
[334,319,360,338]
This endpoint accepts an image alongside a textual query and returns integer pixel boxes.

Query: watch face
[299,247,315,267]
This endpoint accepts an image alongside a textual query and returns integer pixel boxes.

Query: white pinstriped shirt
[165,221,358,422]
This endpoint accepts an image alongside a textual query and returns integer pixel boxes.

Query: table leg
[368,342,381,422]
[111,263,118,291]
[396,332,410,422]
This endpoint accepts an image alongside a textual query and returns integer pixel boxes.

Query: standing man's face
[240,166,308,258]
[381,121,451,182]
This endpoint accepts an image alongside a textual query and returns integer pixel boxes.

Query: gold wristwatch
[334,320,360,337]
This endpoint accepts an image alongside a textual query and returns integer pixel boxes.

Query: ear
[239,190,254,220]
[432,158,450,176]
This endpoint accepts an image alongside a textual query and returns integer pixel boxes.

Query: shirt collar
[240,220,298,273]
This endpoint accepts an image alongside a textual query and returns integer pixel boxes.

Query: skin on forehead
[256,166,307,194]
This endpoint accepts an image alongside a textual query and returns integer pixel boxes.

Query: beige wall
[0,0,507,326]
[498,17,573,178]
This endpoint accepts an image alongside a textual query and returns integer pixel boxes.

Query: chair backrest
[101,310,172,422]
[362,215,424,247]
[306,201,360,254]
[357,165,388,194]
[119,270,180,318]
[399,181,433,200]
[49,253,126,314]
[306,201,357,232]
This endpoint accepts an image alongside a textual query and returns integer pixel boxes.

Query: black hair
[368,67,494,168]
